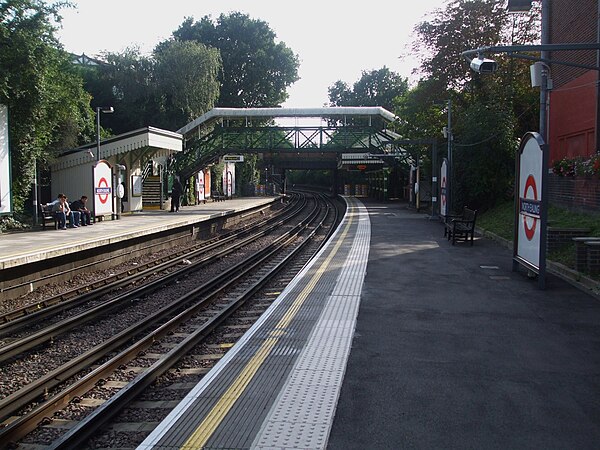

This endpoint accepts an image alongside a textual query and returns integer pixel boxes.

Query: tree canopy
[0,0,95,211]
[395,0,541,211]
[328,67,408,112]
[173,12,300,108]
[80,41,221,134]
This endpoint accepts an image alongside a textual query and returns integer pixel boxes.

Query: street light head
[99,106,114,114]
[470,56,498,74]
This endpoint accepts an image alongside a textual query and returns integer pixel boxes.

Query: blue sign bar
[519,197,541,218]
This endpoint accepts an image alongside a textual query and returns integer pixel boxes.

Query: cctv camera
[470,57,498,74]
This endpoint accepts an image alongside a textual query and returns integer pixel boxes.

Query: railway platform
[138,198,600,449]
[0,197,279,271]
[0,197,279,297]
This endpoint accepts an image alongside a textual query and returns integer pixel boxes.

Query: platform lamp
[96,106,114,161]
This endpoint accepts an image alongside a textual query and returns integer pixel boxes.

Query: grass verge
[478,200,600,280]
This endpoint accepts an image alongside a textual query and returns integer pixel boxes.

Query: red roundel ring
[98,177,109,204]
[523,174,537,241]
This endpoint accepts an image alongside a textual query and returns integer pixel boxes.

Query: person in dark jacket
[171,176,183,212]
[70,195,93,225]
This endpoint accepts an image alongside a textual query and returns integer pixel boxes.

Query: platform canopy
[52,126,182,171]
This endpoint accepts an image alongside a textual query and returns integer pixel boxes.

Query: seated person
[63,196,81,227]
[70,195,93,226]
[51,194,69,230]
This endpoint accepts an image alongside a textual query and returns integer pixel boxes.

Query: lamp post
[96,106,114,161]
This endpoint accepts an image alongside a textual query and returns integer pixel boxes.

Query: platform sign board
[196,170,205,203]
[440,158,448,217]
[222,154,244,163]
[93,160,113,216]
[513,132,547,287]
[222,162,235,197]
[0,104,11,214]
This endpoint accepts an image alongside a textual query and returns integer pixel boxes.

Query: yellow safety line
[181,202,356,449]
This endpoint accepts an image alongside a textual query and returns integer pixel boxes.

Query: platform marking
[181,208,355,449]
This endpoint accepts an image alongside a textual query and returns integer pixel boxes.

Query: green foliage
[479,200,600,274]
[0,215,29,233]
[81,42,221,134]
[186,176,195,205]
[211,161,225,194]
[395,0,541,212]
[476,200,514,241]
[452,102,517,211]
[174,12,300,108]
[411,0,507,89]
[548,205,600,236]
[328,67,408,112]
[479,200,600,240]
[153,40,221,130]
[0,0,95,212]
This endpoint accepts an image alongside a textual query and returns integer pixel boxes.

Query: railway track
[0,192,344,449]
[0,196,299,333]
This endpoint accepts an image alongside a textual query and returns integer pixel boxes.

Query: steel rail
[48,195,330,450]
[0,195,310,416]
[0,196,298,332]
[0,195,306,361]
[1,201,280,298]
[0,194,329,448]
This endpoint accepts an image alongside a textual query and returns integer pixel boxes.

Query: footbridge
[174,107,412,180]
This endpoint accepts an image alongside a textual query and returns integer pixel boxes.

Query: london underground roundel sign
[515,133,544,270]
[440,158,448,217]
[93,161,113,216]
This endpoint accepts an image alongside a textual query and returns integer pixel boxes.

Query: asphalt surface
[328,200,600,449]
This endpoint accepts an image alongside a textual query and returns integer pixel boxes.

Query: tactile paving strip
[251,199,371,450]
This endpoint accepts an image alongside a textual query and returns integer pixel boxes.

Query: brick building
[548,0,599,162]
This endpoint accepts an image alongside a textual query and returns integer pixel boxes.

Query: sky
[55,0,449,109]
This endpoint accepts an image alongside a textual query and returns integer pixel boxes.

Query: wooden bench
[40,204,58,230]
[212,192,226,202]
[444,207,478,245]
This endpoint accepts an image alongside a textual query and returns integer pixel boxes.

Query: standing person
[71,195,93,226]
[171,176,183,212]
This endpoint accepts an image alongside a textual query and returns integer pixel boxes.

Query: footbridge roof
[177,107,399,137]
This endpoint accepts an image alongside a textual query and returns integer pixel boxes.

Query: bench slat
[443,207,477,246]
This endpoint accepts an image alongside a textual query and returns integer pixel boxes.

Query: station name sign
[519,197,540,218]
[222,155,244,163]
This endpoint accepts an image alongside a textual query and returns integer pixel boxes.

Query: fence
[548,174,600,213]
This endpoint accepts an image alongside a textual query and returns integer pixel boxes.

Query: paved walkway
[328,200,600,449]
[0,197,277,270]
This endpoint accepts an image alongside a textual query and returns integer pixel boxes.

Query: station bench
[212,192,226,202]
[444,207,478,245]
[39,204,58,230]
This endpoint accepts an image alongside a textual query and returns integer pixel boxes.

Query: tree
[81,42,221,134]
[82,47,156,134]
[153,40,221,130]
[173,12,300,108]
[399,0,541,211]
[328,67,408,112]
[0,0,95,212]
